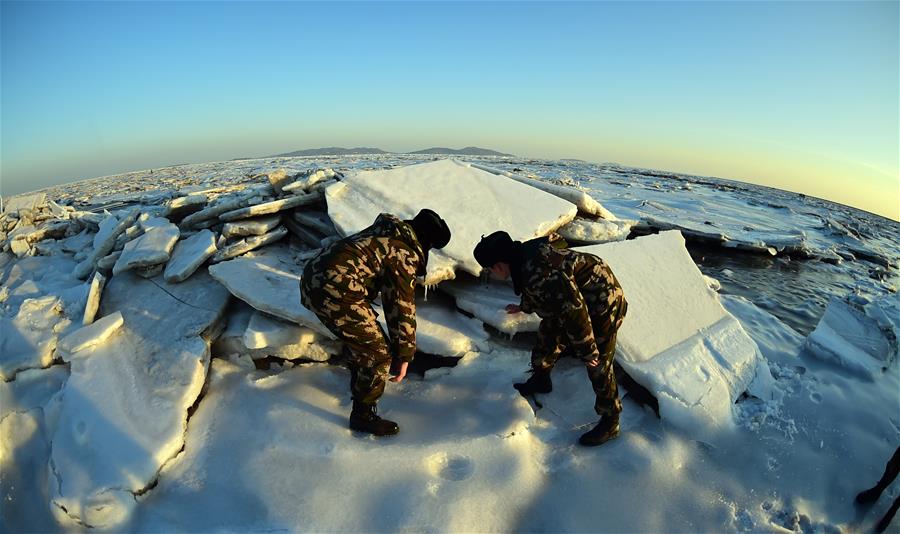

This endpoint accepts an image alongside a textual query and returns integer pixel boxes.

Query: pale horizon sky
[2,1,898,220]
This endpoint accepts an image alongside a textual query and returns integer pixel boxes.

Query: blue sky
[2,1,898,219]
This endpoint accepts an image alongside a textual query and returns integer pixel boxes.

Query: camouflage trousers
[532,289,628,417]
[300,281,393,406]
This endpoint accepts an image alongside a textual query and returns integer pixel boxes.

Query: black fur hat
[408,208,450,251]
[473,231,516,268]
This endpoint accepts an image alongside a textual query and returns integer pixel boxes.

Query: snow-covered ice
[48,270,230,528]
[112,217,179,275]
[208,244,334,338]
[579,231,775,434]
[57,311,124,355]
[805,292,899,379]
[163,229,217,283]
[325,159,578,284]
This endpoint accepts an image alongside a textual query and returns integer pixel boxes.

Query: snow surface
[325,159,578,284]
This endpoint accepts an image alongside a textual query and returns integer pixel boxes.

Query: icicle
[424,284,429,302]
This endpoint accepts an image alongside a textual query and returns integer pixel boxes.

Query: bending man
[301,209,451,436]
[474,231,627,446]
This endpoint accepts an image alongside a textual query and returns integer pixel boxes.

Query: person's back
[303,213,423,303]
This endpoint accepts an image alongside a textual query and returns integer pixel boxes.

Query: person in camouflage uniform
[474,230,627,446]
[301,209,451,436]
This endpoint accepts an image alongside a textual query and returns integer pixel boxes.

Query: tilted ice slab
[48,270,231,529]
[208,245,335,339]
[112,218,180,275]
[578,231,774,434]
[325,159,577,284]
[804,292,899,379]
[163,229,217,283]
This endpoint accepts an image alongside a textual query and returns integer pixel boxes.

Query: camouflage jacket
[513,238,624,362]
[303,213,424,361]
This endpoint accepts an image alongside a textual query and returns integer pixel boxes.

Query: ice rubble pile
[2,159,784,529]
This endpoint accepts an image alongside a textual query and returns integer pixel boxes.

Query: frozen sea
[2,154,899,533]
[37,153,900,336]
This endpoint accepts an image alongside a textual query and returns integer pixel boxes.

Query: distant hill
[410,146,514,156]
[265,146,514,158]
[269,147,389,157]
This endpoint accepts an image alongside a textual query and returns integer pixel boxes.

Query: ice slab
[445,231,773,433]
[75,209,139,279]
[48,269,230,528]
[222,215,281,238]
[213,304,338,362]
[57,311,124,355]
[325,159,577,284]
[578,231,773,434]
[470,163,617,219]
[164,229,217,283]
[211,226,287,263]
[219,192,321,222]
[208,244,335,339]
[404,300,490,356]
[558,217,634,244]
[244,310,320,350]
[441,277,541,336]
[0,295,70,380]
[112,218,179,275]
[805,293,899,379]
[3,192,47,215]
[82,272,106,325]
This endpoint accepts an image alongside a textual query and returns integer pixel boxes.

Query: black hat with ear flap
[473,231,515,269]
[407,209,451,271]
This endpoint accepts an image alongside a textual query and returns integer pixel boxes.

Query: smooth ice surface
[163,229,217,283]
[57,311,124,355]
[805,293,899,379]
[208,244,335,338]
[48,270,230,528]
[325,159,577,283]
[112,218,180,275]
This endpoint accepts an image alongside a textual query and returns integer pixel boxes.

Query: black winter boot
[514,368,552,396]
[578,414,620,446]
[349,403,399,436]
